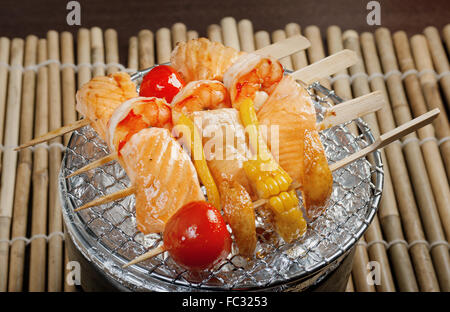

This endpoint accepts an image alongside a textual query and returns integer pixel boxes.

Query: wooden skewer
[156,28,172,64]
[48,30,65,292]
[207,24,223,43]
[290,49,358,84]
[28,38,49,292]
[123,245,165,268]
[187,30,199,41]
[0,38,24,292]
[343,29,439,292]
[238,19,255,53]
[66,90,385,179]
[393,31,450,241]
[423,26,450,111]
[116,110,438,269]
[75,185,137,211]
[171,23,187,47]
[74,110,438,216]
[105,29,119,75]
[8,35,37,292]
[331,109,440,171]
[15,118,90,150]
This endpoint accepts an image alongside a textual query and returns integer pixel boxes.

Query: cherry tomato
[139,65,185,103]
[163,201,231,271]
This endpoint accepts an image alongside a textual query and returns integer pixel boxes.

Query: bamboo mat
[0,17,449,292]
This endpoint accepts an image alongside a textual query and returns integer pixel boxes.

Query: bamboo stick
[352,238,376,292]
[410,35,450,178]
[221,17,240,50]
[77,28,91,89]
[443,24,450,55]
[61,31,77,293]
[327,25,396,292]
[368,29,444,293]
[423,26,450,111]
[138,29,154,70]
[331,26,416,292]
[0,38,24,292]
[171,23,187,47]
[345,275,355,292]
[285,23,308,70]
[7,35,37,292]
[374,28,450,291]
[128,36,138,72]
[28,38,49,292]
[156,28,171,64]
[304,26,330,89]
[61,32,77,145]
[207,24,223,43]
[254,31,271,52]
[47,30,64,292]
[326,26,358,135]
[91,27,105,77]
[343,30,432,292]
[272,30,293,71]
[238,19,255,53]
[0,37,10,173]
[105,29,119,74]
[343,29,439,292]
[393,31,450,241]
[187,30,198,41]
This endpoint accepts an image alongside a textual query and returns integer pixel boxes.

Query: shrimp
[171,80,231,123]
[108,97,172,154]
[170,38,244,83]
[76,72,138,141]
[223,53,284,110]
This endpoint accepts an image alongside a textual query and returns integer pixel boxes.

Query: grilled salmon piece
[170,38,244,83]
[120,127,205,234]
[257,76,332,219]
[76,72,138,141]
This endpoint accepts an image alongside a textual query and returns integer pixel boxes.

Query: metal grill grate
[59,75,383,291]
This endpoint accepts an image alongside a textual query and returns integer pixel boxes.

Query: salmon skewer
[120,127,205,234]
[16,72,138,150]
[257,75,332,219]
[16,36,311,151]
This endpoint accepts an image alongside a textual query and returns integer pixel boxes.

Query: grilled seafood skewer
[16,36,311,151]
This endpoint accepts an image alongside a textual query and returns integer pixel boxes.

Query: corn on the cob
[268,190,307,243]
[174,113,221,210]
[239,98,293,199]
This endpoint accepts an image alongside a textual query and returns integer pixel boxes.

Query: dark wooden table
[0,0,448,64]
